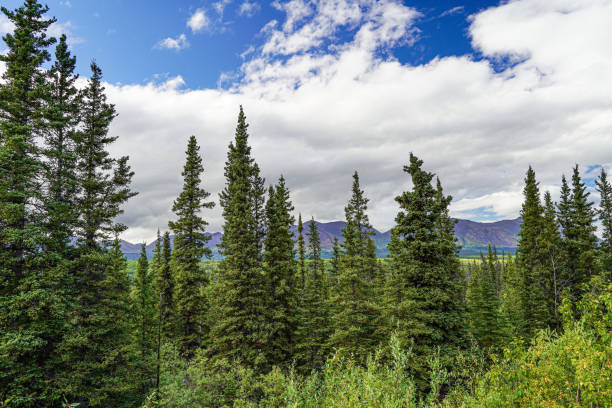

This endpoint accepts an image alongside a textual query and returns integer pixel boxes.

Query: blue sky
[2,0,610,242]
[4,0,499,88]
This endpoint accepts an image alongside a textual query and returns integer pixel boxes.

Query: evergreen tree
[75,61,136,248]
[466,250,506,349]
[0,2,64,405]
[516,166,549,336]
[558,166,598,298]
[131,244,156,397]
[169,135,215,354]
[251,163,266,261]
[383,154,466,391]
[329,236,341,291]
[297,213,306,294]
[499,254,524,338]
[154,232,175,339]
[540,191,566,330]
[595,168,612,277]
[150,229,162,280]
[262,176,297,368]
[210,106,267,370]
[295,217,330,372]
[328,172,379,360]
[57,61,136,407]
[43,33,81,255]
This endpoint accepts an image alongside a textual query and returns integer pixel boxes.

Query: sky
[1,0,611,243]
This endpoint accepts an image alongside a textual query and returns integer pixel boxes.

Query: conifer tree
[541,191,566,329]
[328,172,379,360]
[297,213,306,294]
[262,176,297,368]
[75,61,136,248]
[595,168,612,277]
[329,236,341,290]
[466,252,506,349]
[499,254,524,338]
[251,163,266,261]
[295,217,330,372]
[210,106,267,370]
[43,34,81,254]
[131,244,156,396]
[154,232,175,338]
[383,154,466,391]
[558,166,598,298]
[150,229,162,279]
[57,61,136,406]
[0,2,64,404]
[516,166,549,336]
[169,135,214,354]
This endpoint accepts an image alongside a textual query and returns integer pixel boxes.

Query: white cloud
[155,34,189,50]
[239,1,260,17]
[440,6,464,18]
[48,21,84,45]
[187,8,209,33]
[213,0,233,16]
[0,15,15,35]
[90,0,612,242]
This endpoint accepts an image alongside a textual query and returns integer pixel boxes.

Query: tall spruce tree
[0,2,64,405]
[295,217,330,372]
[541,191,566,329]
[516,166,549,336]
[595,168,612,277]
[558,166,598,299]
[262,176,297,368]
[383,154,466,392]
[58,61,137,407]
[169,135,215,354]
[328,172,379,360]
[297,213,306,294]
[210,106,267,370]
[75,61,136,248]
[131,244,156,397]
[43,33,81,255]
[154,232,175,339]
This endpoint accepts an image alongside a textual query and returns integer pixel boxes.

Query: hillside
[121,217,522,260]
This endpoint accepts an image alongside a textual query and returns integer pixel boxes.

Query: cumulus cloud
[93,0,612,242]
[239,1,260,17]
[187,8,209,33]
[155,33,189,50]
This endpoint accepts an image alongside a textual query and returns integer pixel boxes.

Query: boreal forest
[0,1,610,407]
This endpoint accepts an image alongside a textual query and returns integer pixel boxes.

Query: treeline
[0,2,611,407]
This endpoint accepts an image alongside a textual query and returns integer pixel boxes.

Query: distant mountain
[121,217,522,260]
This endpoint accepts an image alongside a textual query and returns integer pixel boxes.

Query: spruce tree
[262,176,297,368]
[43,33,81,255]
[169,135,214,354]
[595,168,612,277]
[154,232,175,338]
[57,61,137,407]
[516,166,549,336]
[499,254,524,338]
[0,2,64,405]
[75,61,136,248]
[383,154,466,391]
[466,251,506,349]
[540,191,566,329]
[131,244,156,397]
[210,106,267,370]
[558,166,598,298]
[297,213,306,294]
[328,172,379,360]
[295,217,330,372]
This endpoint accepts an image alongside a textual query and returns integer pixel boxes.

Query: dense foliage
[0,2,610,407]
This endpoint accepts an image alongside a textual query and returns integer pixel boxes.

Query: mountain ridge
[119,217,522,260]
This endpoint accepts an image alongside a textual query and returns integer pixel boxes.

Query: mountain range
[119,217,522,260]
